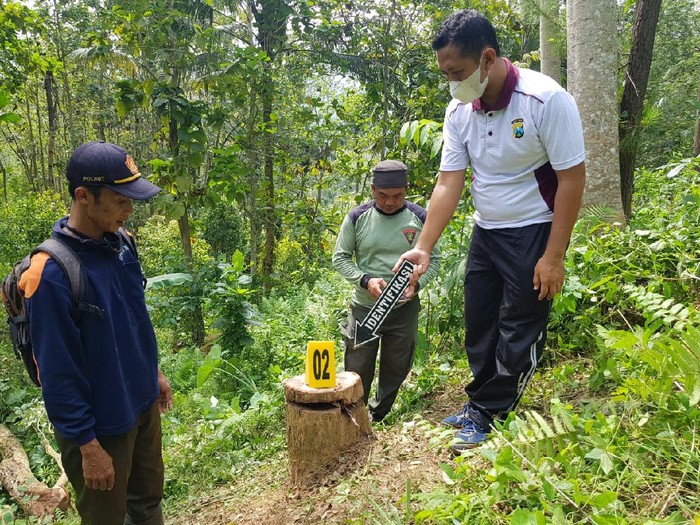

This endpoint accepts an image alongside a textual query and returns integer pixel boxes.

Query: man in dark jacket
[21,141,172,524]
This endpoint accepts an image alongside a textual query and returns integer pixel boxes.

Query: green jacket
[332,201,441,308]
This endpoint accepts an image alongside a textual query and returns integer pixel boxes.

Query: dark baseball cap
[67,141,161,200]
[371,160,408,188]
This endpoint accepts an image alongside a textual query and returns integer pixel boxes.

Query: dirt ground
[166,388,471,525]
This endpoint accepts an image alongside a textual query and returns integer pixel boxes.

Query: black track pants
[463,223,553,429]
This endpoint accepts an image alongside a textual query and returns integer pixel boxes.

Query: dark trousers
[342,297,420,420]
[55,403,165,525]
[464,223,552,429]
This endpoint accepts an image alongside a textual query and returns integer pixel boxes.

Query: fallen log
[0,424,70,518]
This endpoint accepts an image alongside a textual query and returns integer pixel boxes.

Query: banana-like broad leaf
[146,273,193,290]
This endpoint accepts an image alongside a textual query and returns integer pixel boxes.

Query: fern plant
[621,284,695,332]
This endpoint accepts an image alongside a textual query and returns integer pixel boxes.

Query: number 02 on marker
[305,341,336,388]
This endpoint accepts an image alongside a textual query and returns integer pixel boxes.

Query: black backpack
[1,230,137,386]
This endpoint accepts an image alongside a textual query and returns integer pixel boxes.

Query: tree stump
[284,371,372,484]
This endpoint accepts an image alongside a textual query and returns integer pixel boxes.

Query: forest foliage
[1,0,699,523]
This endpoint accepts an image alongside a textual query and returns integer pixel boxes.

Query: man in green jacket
[332,160,441,422]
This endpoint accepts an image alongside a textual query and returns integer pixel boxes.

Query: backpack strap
[117,228,146,290]
[33,238,104,318]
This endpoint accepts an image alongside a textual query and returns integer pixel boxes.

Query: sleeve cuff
[360,274,371,289]
[75,429,97,447]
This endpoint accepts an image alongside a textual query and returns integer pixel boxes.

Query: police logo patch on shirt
[403,228,417,245]
[512,118,524,139]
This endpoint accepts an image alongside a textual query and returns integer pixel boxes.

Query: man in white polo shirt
[395,9,585,454]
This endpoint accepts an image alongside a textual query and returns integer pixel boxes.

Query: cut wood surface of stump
[284,371,371,485]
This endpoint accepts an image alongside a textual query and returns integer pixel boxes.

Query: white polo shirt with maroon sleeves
[440,59,585,230]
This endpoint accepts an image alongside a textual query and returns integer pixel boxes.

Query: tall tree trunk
[169,100,204,346]
[51,0,76,148]
[565,0,576,90]
[178,209,205,346]
[379,0,397,157]
[619,0,662,218]
[568,0,625,222]
[252,0,289,285]
[24,95,38,190]
[246,100,260,278]
[0,156,7,203]
[34,86,47,189]
[96,64,108,143]
[243,1,259,278]
[540,0,562,84]
[261,75,276,284]
[44,70,59,192]
[694,67,700,157]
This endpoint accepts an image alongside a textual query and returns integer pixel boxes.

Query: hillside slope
[166,389,468,525]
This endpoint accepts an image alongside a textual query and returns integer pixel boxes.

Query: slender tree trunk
[252,0,289,285]
[261,76,276,283]
[177,209,204,346]
[568,0,625,222]
[0,127,34,191]
[24,95,38,189]
[169,106,204,346]
[96,65,108,142]
[540,0,562,84]
[694,67,700,157]
[246,98,260,278]
[34,86,47,189]
[0,156,7,203]
[51,0,76,148]
[44,70,59,192]
[244,0,259,277]
[379,0,396,158]
[619,0,662,218]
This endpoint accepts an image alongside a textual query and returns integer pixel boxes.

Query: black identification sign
[354,259,415,348]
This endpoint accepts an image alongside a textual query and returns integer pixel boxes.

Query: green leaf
[146,273,193,290]
[152,97,169,108]
[509,508,543,525]
[232,250,245,272]
[399,121,411,143]
[589,491,617,509]
[586,447,615,474]
[542,479,556,500]
[188,151,204,166]
[439,462,456,482]
[2,508,15,524]
[418,124,430,146]
[175,176,191,191]
[590,513,623,525]
[430,136,443,159]
[407,121,419,145]
[0,112,20,123]
[197,344,222,387]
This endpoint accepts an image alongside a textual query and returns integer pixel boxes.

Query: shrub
[0,190,68,274]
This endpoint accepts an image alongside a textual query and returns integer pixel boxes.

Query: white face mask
[449,56,488,103]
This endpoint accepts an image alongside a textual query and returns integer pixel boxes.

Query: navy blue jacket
[23,217,159,445]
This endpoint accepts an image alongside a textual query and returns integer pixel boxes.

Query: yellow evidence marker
[305,341,336,388]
